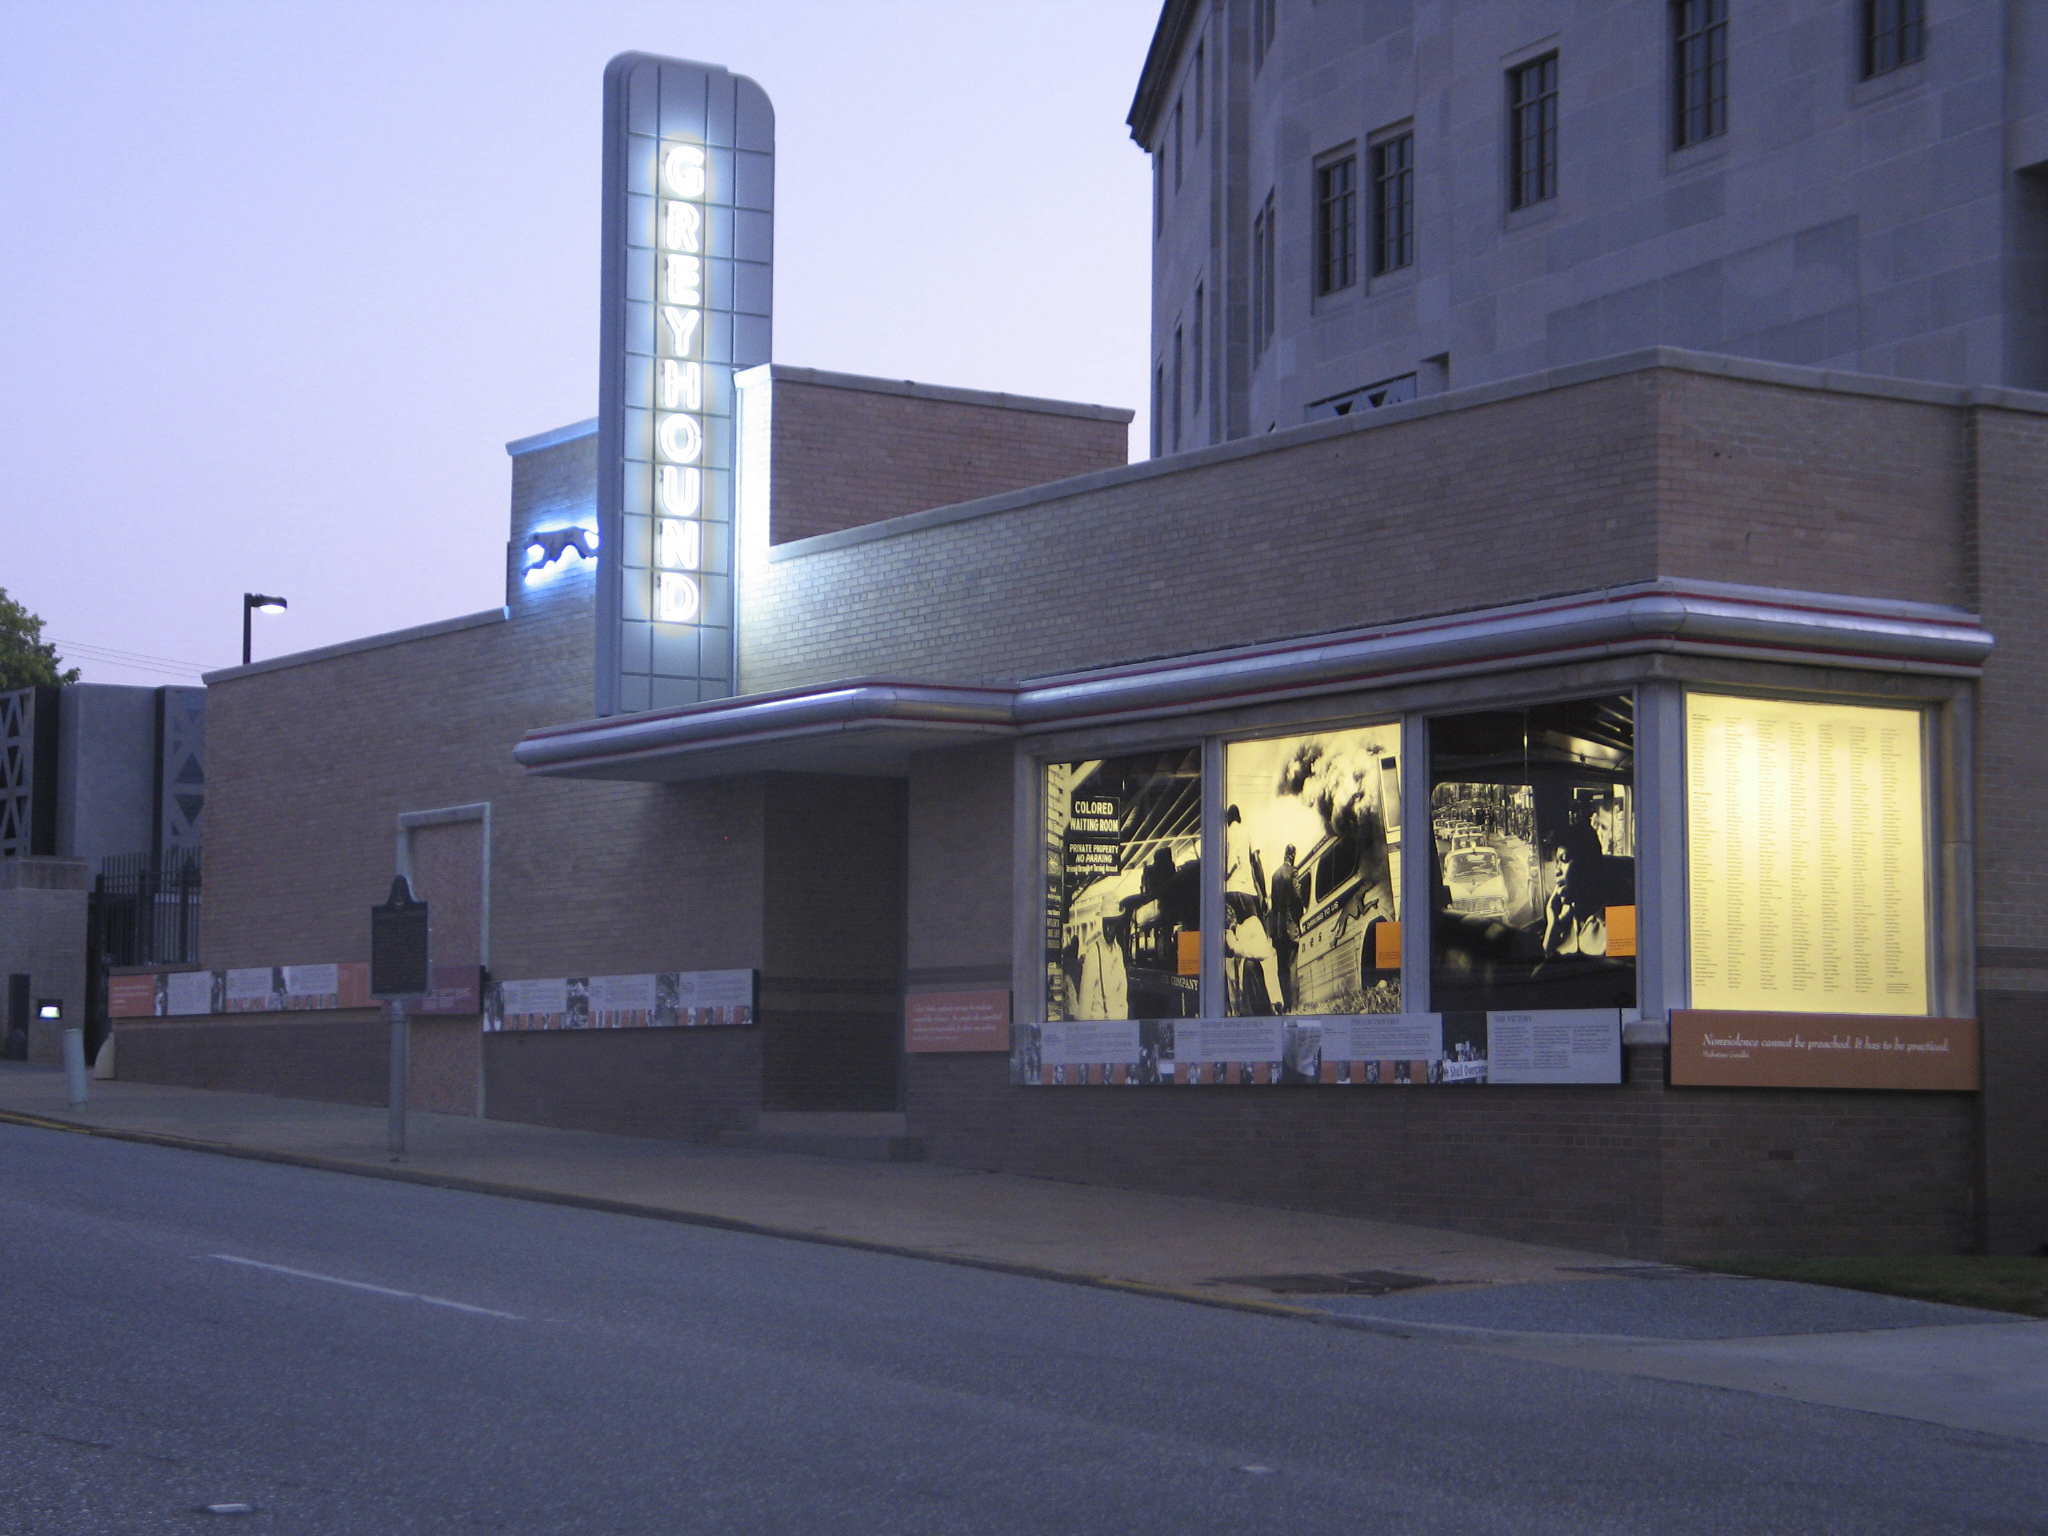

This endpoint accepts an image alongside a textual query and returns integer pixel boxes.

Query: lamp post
[242,593,287,666]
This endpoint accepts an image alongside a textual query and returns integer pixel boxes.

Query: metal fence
[94,850,202,967]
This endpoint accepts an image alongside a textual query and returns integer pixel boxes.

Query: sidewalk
[0,1066,1612,1296]
[5,1064,2043,1445]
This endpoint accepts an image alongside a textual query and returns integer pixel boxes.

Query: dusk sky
[1,1,1158,683]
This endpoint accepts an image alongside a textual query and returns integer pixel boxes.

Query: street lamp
[242,593,287,666]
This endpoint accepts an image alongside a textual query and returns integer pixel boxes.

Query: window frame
[1252,191,1277,356]
[1862,0,1926,79]
[1507,53,1559,212]
[1172,323,1185,452]
[1315,151,1359,297]
[1672,0,1729,150]
[1370,130,1415,277]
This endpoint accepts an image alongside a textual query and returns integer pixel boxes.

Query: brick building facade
[122,346,2044,1260]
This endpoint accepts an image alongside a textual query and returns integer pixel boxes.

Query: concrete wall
[0,857,87,1063]
[1142,0,2031,441]
[54,685,157,870]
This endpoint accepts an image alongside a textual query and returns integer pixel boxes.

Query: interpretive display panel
[596,54,774,715]
[1015,1013,1480,1086]
[1669,1010,1976,1090]
[483,969,755,1031]
[905,991,1011,1053]
[1686,695,1928,1015]
[1044,749,1202,1022]
[1222,725,1402,1017]
[1486,1009,1623,1084]
[109,962,477,1019]
[1430,696,1637,1015]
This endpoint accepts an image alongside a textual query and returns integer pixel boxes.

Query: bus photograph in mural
[1428,695,1638,1016]
[1222,724,1403,1016]
[1044,748,1201,1023]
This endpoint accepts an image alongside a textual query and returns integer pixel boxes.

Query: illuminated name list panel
[1686,694,1928,1016]
[596,54,773,714]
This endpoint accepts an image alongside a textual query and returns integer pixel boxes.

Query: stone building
[1134,0,2048,443]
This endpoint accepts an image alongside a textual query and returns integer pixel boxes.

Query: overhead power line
[51,638,219,678]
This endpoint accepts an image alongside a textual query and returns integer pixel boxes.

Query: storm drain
[1205,1270,1434,1296]
[1558,1264,1703,1280]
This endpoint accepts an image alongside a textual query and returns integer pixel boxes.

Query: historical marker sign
[370,876,431,998]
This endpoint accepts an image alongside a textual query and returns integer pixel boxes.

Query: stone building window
[1315,154,1357,295]
[1192,281,1205,412]
[1172,324,1185,451]
[1371,132,1414,275]
[1863,0,1925,77]
[1508,54,1558,210]
[1252,0,1277,73]
[1252,192,1276,355]
[1673,0,1728,148]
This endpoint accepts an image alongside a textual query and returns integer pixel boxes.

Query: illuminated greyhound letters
[597,54,773,714]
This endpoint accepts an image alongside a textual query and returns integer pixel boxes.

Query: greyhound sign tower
[594,53,774,716]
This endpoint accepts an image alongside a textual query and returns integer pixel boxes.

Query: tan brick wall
[203,435,768,983]
[767,375,1129,545]
[743,367,1973,695]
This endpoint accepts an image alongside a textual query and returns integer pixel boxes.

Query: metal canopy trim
[513,580,1991,781]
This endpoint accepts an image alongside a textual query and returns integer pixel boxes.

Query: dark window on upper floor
[1673,0,1727,147]
[1193,39,1206,139]
[1864,0,1925,77]
[1172,325,1185,451]
[1316,155,1357,295]
[1153,143,1165,236]
[1371,132,1414,275]
[1508,54,1558,210]
[1192,281,1205,411]
[1253,0,1277,73]
[1173,97,1184,190]
[1252,192,1276,355]
[1152,362,1165,455]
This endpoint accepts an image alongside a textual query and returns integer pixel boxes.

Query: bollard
[62,1027,88,1109]
[387,1001,409,1154]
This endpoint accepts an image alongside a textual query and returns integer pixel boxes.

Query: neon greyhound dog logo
[524,525,599,577]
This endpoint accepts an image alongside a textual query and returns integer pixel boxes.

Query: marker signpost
[370,876,431,1153]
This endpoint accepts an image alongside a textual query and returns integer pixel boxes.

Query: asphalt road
[2,1123,2042,1536]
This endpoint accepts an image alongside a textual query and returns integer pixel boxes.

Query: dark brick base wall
[1980,991,2048,1255]
[116,1017,387,1106]
[905,1047,1980,1260]
[482,1027,761,1142]
[906,1052,1668,1257]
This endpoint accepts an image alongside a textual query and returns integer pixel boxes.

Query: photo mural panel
[1222,723,1404,1017]
[1428,696,1638,1027]
[1044,748,1203,1024]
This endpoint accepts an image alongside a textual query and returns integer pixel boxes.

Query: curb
[0,1107,1344,1332]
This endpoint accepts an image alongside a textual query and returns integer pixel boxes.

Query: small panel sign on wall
[1670,1011,1979,1091]
[905,991,1011,1053]
[1486,1010,1623,1085]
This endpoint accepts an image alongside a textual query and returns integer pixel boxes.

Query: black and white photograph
[1044,748,1202,1023]
[1222,725,1402,1017]
[1429,697,1638,1014]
